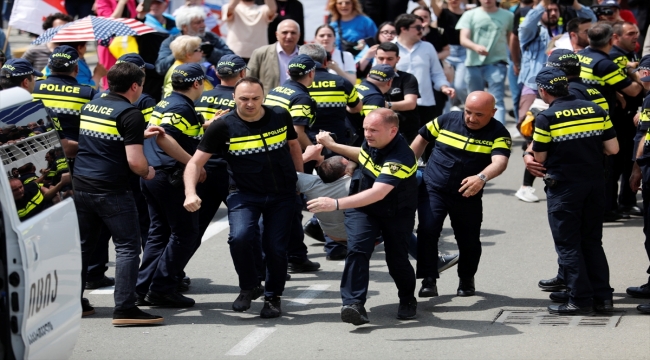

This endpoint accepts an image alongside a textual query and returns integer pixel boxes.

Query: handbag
[337,20,361,57]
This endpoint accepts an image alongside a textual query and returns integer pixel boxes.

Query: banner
[9,0,66,35]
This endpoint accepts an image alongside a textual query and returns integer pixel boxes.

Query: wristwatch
[386,101,392,109]
[477,173,488,183]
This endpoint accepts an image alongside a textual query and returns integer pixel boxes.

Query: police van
[0,87,81,359]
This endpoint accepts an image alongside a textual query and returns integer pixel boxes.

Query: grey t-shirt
[297,173,350,240]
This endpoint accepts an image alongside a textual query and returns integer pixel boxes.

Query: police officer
[297,43,362,259]
[74,62,164,325]
[32,45,97,160]
[411,91,511,299]
[308,107,418,325]
[184,77,303,319]
[10,173,70,220]
[628,56,650,314]
[530,67,618,315]
[0,58,41,92]
[137,63,207,308]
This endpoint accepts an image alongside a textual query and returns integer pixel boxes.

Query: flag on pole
[9,0,67,35]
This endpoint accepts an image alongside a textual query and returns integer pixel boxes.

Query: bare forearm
[338,187,387,210]
[183,160,202,196]
[295,126,313,150]
[480,156,508,181]
[289,140,304,172]
[410,135,429,159]
[324,142,360,161]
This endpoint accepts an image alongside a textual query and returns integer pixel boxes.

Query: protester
[328,0,377,57]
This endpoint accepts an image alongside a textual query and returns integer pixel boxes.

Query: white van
[0,87,81,359]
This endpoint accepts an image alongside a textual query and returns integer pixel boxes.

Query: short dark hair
[557,63,580,77]
[172,78,203,91]
[317,156,347,183]
[377,42,399,57]
[544,85,569,97]
[37,119,44,125]
[42,13,73,31]
[394,14,419,35]
[17,162,34,175]
[612,21,635,36]
[0,73,32,90]
[234,76,264,94]
[107,62,145,93]
[567,17,592,34]
[410,5,431,16]
[588,23,614,48]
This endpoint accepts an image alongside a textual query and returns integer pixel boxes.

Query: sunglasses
[410,25,423,32]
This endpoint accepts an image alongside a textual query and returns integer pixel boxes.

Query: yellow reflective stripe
[640,109,650,122]
[311,94,347,103]
[149,111,163,126]
[380,161,417,179]
[612,55,628,69]
[358,148,380,177]
[348,88,359,103]
[362,104,380,116]
[229,127,287,151]
[56,158,68,172]
[593,97,609,111]
[492,136,512,151]
[289,105,313,118]
[602,69,627,85]
[33,93,90,104]
[36,99,85,111]
[426,118,440,138]
[196,107,217,120]
[550,121,605,137]
[604,115,613,130]
[17,190,44,218]
[141,107,154,123]
[549,117,601,129]
[80,115,120,135]
[160,113,202,136]
[265,94,290,105]
[533,129,551,143]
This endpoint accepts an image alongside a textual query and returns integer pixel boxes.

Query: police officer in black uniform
[74,62,164,325]
[184,77,303,319]
[0,58,41,92]
[308,107,418,325]
[32,45,97,160]
[628,57,650,314]
[137,63,208,308]
[411,91,511,299]
[10,174,70,220]
[530,67,618,315]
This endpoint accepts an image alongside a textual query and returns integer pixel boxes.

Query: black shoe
[397,299,417,320]
[457,277,475,297]
[85,276,115,290]
[145,291,195,308]
[619,205,643,217]
[626,283,650,298]
[326,249,347,261]
[182,276,191,286]
[538,277,567,292]
[508,109,516,118]
[112,306,164,326]
[437,253,459,273]
[260,297,282,318]
[341,303,369,325]
[286,273,291,281]
[82,298,95,316]
[604,210,624,222]
[135,293,151,307]
[637,303,650,314]
[418,277,438,298]
[303,221,325,242]
[594,299,614,313]
[549,291,569,303]
[232,285,264,312]
[288,259,321,273]
[176,281,189,293]
[548,302,593,315]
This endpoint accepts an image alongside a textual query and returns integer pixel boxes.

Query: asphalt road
[5,29,649,360]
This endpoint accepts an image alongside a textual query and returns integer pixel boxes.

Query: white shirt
[330,49,356,75]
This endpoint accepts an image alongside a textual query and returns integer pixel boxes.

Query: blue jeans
[507,57,521,115]
[446,45,468,109]
[75,190,141,311]
[465,63,508,125]
[228,191,295,297]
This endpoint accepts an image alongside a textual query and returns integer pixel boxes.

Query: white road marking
[225,328,276,356]
[288,284,330,306]
[201,215,230,242]
[89,286,114,295]
[337,260,345,266]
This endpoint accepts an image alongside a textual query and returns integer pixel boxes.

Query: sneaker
[288,259,321,273]
[85,276,115,290]
[397,299,417,320]
[515,186,539,203]
[437,253,459,273]
[418,277,438,298]
[145,291,195,308]
[232,285,264,312]
[112,306,164,326]
[260,297,282,318]
[82,298,95,316]
[135,293,151,307]
[340,303,369,325]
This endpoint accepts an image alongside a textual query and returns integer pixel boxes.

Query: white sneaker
[450,106,462,112]
[515,186,539,202]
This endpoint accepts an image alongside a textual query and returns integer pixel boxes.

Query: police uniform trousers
[227,191,295,297]
[136,170,200,295]
[639,165,650,280]
[546,179,613,306]
[416,182,483,280]
[341,208,416,305]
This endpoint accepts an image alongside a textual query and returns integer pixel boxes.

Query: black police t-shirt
[386,71,420,137]
[198,106,298,154]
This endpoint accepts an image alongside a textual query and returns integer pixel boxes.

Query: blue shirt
[330,15,377,49]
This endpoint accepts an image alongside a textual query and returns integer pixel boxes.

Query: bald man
[248,19,301,96]
[411,91,512,299]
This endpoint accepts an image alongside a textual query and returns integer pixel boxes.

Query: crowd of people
[0,0,650,326]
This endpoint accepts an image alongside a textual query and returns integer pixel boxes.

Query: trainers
[112,306,164,326]
[260,297,282,318]
[288,259,321,273]
[232,285,264,312]
[82,298,95,316]
[548,302,593,316]
[397,299,417,320]
[515,186,539,203]
[145,291,195,308]
[418,277,438,298]
[437,253,459,273]
[341,303,369,325]
[135,293,151,307]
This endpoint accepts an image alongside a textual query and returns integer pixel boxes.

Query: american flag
[32,16,155,46]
